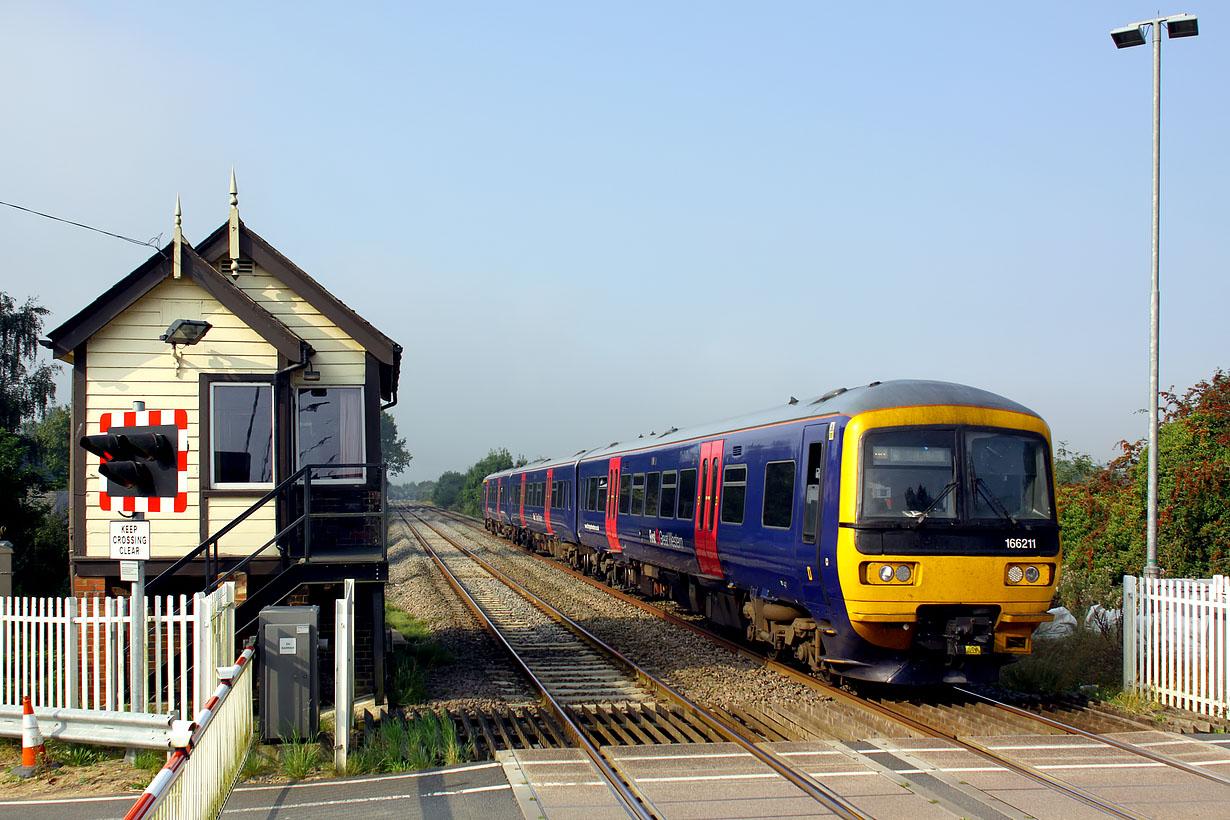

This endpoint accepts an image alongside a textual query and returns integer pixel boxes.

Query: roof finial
[228,167,240,278]
[172,194,184,279]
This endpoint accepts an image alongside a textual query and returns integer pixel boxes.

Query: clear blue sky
[2,2,1227,482]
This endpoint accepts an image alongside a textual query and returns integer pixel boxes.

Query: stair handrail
[146,465,312,595]
[146,462,387,595]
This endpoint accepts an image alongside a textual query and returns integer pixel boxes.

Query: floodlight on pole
[1110,13,1199,581]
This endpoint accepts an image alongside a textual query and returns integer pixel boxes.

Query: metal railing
[124,643,256,820]
[1124,574,1230,718]
[147,463,387,598]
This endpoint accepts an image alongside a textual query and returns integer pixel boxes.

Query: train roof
[482,380,1041,481]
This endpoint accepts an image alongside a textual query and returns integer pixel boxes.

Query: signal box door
[693,439,724,577]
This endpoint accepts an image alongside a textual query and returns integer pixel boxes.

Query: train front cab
[832,404,1060,685]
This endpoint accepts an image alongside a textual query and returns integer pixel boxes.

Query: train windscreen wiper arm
[974,476,1018,526]
[905,481,957,527]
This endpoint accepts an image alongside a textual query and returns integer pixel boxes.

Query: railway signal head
[80,426,178,498]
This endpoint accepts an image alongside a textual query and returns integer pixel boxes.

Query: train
[481,380,1060,686]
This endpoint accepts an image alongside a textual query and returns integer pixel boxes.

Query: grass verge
[385,603,453,707]
[997,623,1123,695]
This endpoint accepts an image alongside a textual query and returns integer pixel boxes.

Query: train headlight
[1024,565,1041,584]
[1007,565,1024,584]
[895,564,912,582]
[879,565,895,582]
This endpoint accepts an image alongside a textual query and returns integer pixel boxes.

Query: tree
[0,293,67,596]
[1,293,57,431]
[431,471,466,509]
[1056,370,1230,612]
[22,404,70,489]
[380,410,412,478]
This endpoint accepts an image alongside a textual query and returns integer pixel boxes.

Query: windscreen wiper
[971,470,1018,526]
[904,481,957,527]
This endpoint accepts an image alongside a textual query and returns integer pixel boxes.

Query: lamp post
[1110,13,1199,580]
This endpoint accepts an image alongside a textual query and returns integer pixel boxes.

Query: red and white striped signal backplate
[97,408,189,513]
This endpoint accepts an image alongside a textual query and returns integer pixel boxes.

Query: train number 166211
[1004,538,1036,550]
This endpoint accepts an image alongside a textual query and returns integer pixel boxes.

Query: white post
[129,563,147,713]
[334,579,355,773]
[66,596,79,709]
[1123,575,1137,691]
[193,591,208,717]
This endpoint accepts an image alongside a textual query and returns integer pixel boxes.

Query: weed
[278,735,324,780]
[384,603,454,707]
[997,625,1123,695]
[46,741,117,767]
[240,745,276,780]
[132,750,166,773]
[347,710,473,774]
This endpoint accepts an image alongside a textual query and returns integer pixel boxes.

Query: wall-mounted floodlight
[160,319,212,347]
[1111,24,1148,48]
[1167,14,1199,38]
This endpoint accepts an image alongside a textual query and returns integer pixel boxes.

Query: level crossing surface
[3,733,1229,820]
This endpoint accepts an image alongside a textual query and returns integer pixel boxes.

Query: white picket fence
[0,585,235,720]
[1123,574,1230,718]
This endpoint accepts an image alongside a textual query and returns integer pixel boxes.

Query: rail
[438,504,1216,820]
[123,643,256,820]
[402,508,871,820]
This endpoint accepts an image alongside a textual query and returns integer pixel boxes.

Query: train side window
[763,461,796,529]
[596,476,608,514]
[802,443,825,544]
[721,464,746,525]
[659,471,677,518]
[677,469,696,520]
[631,473,646,515]
[645,472,660,518]
[588,477,598,511]
[619,473,632,514]
[707,458,720,527]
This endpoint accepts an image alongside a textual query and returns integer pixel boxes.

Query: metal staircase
[146,463,388,632]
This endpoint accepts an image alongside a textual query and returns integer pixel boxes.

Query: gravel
[388,507,832,716]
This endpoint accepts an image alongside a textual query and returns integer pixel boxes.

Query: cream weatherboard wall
[82,261,369,562]
[84,277,276,559]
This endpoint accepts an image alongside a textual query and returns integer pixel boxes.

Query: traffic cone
[11,695,47,778]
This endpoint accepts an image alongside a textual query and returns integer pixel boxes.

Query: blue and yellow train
[482,380,1060,685]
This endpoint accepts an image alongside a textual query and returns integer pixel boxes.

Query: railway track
[412,503,1230,820]
[397,507,874,820]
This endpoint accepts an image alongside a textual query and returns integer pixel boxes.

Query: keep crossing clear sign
[109,520,150,561]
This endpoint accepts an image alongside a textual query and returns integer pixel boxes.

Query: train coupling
[943,613,994,660]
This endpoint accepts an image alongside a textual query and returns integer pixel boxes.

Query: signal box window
[659,471,677,518]
[763,461,796,529]
[721,465,746,525]
[298,387,364,481]
[211,383,274,487]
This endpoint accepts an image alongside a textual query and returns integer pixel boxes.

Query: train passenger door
[545,468,555,535]
[519,473,527,527]
[604,457,622,552]
[801,423,831,603]
[693,440,725,577]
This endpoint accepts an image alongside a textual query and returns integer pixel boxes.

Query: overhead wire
[1,199,163,250]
